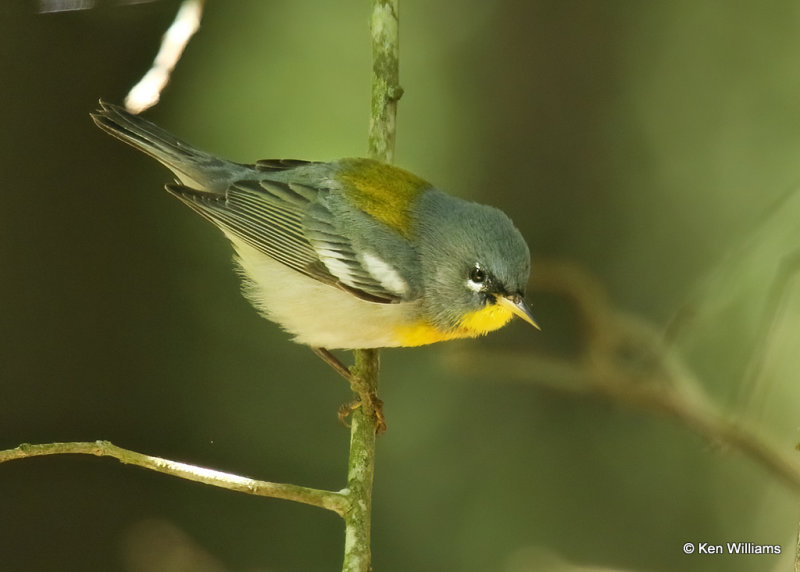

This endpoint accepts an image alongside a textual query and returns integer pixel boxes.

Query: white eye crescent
[467,265,486,292]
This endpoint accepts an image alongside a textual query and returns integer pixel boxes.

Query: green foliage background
[2,1,800,571]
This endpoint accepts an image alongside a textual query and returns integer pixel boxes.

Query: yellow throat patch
[394,304,515,347]
[337,159,431,238]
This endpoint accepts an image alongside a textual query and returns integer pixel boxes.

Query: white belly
[230,240,417,349]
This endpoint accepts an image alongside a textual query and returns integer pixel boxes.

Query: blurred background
[2,1,800,571]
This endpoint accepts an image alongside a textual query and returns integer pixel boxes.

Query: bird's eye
[469,266,486,283]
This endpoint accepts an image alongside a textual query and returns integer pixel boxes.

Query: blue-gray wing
[166,175,404,303]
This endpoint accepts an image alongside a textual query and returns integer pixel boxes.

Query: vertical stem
[341,2,400,571]
[368,0,402,163]
[342,350,380,572]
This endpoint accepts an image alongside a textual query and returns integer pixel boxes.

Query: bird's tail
[91,100,243,193]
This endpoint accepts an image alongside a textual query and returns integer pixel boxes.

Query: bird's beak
[498,294,541,330]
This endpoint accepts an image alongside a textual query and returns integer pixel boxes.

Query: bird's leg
[311,347,352,381]
[311,347,386,433]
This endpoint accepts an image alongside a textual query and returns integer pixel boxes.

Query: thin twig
[0,441,348,515]
[340,2,401,571]
[125,0,205,113]
[342,350,381,572]
[737,249,800,418]
[368,0,402,164]
[445,261,800,493]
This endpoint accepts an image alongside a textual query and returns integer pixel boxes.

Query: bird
[91,101,539,357]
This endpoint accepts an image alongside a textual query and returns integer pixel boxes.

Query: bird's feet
[312,347,386,434]
[337,393,386,434]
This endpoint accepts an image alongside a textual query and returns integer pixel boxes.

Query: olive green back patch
[336,158,431,237]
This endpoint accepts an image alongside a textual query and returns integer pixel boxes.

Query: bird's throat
[393,305,514,347]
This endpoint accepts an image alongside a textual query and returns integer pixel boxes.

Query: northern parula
[91,102,539,350]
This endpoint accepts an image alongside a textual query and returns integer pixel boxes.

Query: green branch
[342,2,401,571]
[368,0,402,164]
[342,350,381,571]
[0,441,348,514]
